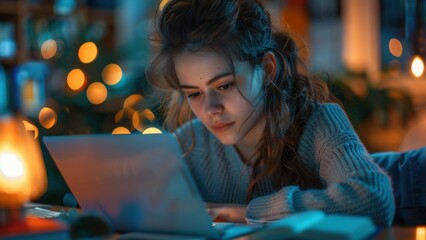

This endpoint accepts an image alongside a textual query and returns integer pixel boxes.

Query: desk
[375,226,426,240]
[233,226,426,240]
[19,204,426,240]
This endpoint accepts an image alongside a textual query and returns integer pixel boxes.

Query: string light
[411,56,424,78]
[86,82,108,104]
[78,42,98,64]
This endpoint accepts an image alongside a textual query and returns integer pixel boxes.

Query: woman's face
[174,49,265,148]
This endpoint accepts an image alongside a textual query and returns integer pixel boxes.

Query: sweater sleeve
[246,104,395,227]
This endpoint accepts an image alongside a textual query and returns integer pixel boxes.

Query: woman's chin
[214,135,238,145]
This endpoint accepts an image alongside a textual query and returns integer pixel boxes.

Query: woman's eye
[217,82,235,90]
[187,92,201,99]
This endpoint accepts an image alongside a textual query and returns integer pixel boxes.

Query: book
[249,211,377,240]
[250,210,326,240]
[296,214,377,240]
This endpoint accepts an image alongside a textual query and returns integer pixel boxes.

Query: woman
[147,0,395,226]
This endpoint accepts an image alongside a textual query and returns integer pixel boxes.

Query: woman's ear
[262,51,277,82]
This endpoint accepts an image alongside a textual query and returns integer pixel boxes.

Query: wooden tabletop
[374,226,426,240]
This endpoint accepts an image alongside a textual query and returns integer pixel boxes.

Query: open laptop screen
[43,133,219,239]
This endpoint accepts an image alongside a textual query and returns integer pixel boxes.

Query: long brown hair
[147,0,332,201]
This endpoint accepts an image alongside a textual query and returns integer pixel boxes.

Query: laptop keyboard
[25,207,68,219]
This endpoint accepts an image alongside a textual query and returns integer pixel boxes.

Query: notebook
[43,133,259,239]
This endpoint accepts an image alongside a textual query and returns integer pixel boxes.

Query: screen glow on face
[175,50,265,147]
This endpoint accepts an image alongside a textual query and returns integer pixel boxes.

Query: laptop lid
[43,133,220,239]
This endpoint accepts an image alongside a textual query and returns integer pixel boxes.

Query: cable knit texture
[174,103,395,227]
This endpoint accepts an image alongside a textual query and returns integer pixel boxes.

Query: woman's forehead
[176,49,226,63]
[175,50,229,72]
[174,51,227,85]
[174,49,251,72]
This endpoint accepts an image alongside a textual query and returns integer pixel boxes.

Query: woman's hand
[206,203,247,223]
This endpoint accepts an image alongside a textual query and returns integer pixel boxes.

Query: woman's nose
[205,91,224,116]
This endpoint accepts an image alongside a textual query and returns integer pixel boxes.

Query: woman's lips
[211,122,234,132]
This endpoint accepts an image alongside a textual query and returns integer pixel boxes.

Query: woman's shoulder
[298,103,363,168]
[302,102,356,139]
[311,102,346,115]
[309,102,350,127]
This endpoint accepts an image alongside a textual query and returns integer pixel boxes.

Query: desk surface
[375,226,426,240]
[233,226,426,240]
[23,204,426,240]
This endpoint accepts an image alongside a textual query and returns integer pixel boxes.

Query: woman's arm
[246,104,395,227]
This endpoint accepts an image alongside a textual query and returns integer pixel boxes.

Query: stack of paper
[250,210,377,240]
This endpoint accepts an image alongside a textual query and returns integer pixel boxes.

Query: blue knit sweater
[174,103,395,227]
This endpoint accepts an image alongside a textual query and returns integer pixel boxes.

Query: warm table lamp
[0,114,47,225]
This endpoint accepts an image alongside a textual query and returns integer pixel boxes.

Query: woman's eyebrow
[180,72,232,89]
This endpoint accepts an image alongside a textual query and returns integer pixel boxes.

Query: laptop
[43,133,260,239]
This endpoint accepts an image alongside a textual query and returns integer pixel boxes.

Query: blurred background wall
[0,0,425,205]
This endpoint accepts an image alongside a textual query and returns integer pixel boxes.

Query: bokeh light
[86,82,108,104]
[115,109,125,123]
[142,109,155,122]
[123,94,144,109]
[417,227,425,240]
[102,63,123,85]
[132,111,144,132]
[40,39,58,59]
[115,108,136,123]
[411,56,424,78]
[38,107,57,129]
[67,68,85,91]
[0,153,24,178]
[22,120,39,140]
[78,42,98,63]
[142,127,162,134]
[112,127,131,134]
[389,38,403,57]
